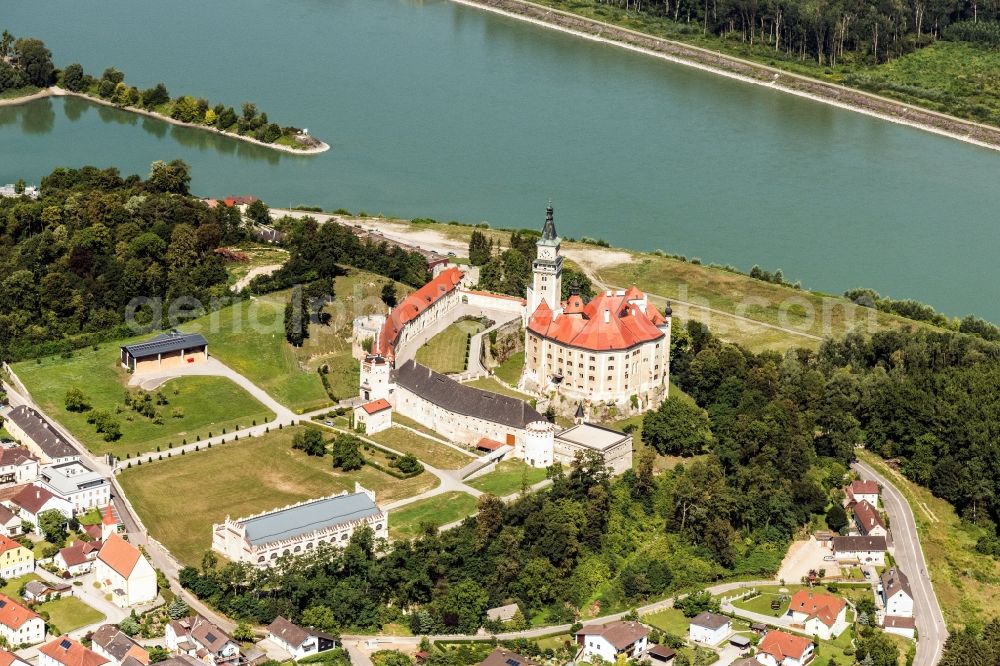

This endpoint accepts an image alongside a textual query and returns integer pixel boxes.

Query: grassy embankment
[389,491,480,541]
[527,0,1000,128]
[118,427,439,566]
[13,343,274,458]
[224,244,290,288]
[414,319,486,374]
[467,459,547,496]
[368,426,474,470]
[0,85,41,101]
[858,450,1000,630]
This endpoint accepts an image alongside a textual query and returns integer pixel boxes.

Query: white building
[755,631,814,666]
[375,267,462,363]
[688,612,731,645]
[831,535,887,566]
[522,206,671,408]
[0,447,39,487]
[6,485,73,529]
[0,593,45,647]
[575,621,648,662]
[883,615,916,640]
[553,423,632,476]
[360,355,393,403]
[37,461,110,513]
[880,568,914,618]
[212,485,387,566]
[786,590,847,640]
[166,616,239,666]
[0,647,33,666]
[353,399,392,435]
[266,617,336,660]
[846,479,879,508]
[0,506,22,538]
[3,407,79,465]
[91,625,150,666]
[94,533,157,607]
[55,540,102,577]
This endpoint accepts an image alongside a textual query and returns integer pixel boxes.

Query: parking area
[777,537,841,582]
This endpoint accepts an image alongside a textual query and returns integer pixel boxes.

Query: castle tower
[523,421,555,469]
[527,204,563,315]
[101,504,117,541]
[360,354,392,402]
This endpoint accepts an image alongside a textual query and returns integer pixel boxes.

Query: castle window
[589,355,596,361]
[589,365,595,371]
[588,376,594,381]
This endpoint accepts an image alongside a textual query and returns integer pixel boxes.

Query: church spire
[539,202,559,245]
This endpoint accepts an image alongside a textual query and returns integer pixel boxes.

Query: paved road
[854,460,947,666]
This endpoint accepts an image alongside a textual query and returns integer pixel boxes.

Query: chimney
[603,309,610,324]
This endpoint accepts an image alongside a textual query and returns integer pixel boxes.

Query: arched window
[375,524,383,531]
[257,556,265,563]
[270,553,278,560]
[305,542,314,549]
[293,545,301,553]
[341,533,349,541]
[283,549,290,556]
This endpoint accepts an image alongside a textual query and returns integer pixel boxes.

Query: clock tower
[528,204,563,314]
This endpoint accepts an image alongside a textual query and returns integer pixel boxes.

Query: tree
[292,429,327,456]
[65,387,90,412]
[642,396,713,456]
[241,102,258,121]
[393,454,422,475]
[37,509,67,547]
[146,160,191,195]
[245,199,270,227]
[171,96,202,124]
[259,123,282,143]
[826,503,848,532]
[0,61,26,94]
[61,63,86,92]
[13,38,54,87]
[167,598,189,619]
[331,434,365,471]
[433,579,488,633]
[468,231,492,266]
[119,614,140,636]
[381,283,397,308]
[232,623,255,642]
[301,604,337,632]
[142,83,170,109]
[855,629,900,666]
[101,67,125,85]
[284,286,309,347]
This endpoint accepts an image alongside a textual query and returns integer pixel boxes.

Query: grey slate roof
[91,625,143,662]
[4,407,78,460]
[267,617,310,648]
[690,612,731,630]
[393,360,544,429]
[240,492,382,546]
[121,331,208,359]
[881,567,912,600]
[832,535,887,551]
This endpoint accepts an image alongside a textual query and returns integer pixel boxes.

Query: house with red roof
[39,636,109,666]
[845,479,879,508]
[786,590,848,639]
[522,206,671,408]
[853,500,887,538]
[5,485,73,530]
[94,533,157,608]
[0,535,32,579]
[0,648,31,666]
[55,539,102,577]
[0,593,45,646]
[352,399,392,435]
[755,630,814,666]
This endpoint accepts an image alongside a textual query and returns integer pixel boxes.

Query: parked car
[823,555,835,561]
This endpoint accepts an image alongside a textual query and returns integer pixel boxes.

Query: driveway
[853,460,947,666]
[777,536,840,583]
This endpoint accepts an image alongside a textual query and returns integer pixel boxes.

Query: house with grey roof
[3,407,79,464]
[120,331,208,375]
[165,615,238,666]
[266,617,336,660]
[211,483,387,567]
[37,461,110,513]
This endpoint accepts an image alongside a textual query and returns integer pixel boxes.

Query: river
[2,0,998,320]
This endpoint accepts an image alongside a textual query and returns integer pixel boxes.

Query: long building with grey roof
[3,406,79,464]
[120,330,208,375]
[211,484,387,567]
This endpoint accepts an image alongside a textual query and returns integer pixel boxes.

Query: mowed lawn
[643,607,693,635]
[464,377,535,403]
[0,574,104,633]
[119,428,438,566]
[13,344,274,458]
[368,427,474,470]
[494,351,525,386]
[468,460,547,496]
[415,319,485,374]
[389,491,479,541]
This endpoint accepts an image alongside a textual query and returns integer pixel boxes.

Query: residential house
[55,540,102,576]
[575,621,649,662]
[37,461,110,513]
[91,625,150,666]
[94,534,157,607]
[0,448,38,486]
[166,615,240,666]
[266,617,336,660]
[853,501,887,538]
[0,536,33,579]
[846,479,879,508]
[755,630,814,666]
[786,590,847,639]
[353,399,392,435]
[0,593,45,647]
[3,407,79,465]
[22,581,71,603]
[831,536,887,566]
[688,612,731,645]
[0,648,32,666]
[485,604,520,624]
[6,485,73,529]
[883,615,916,640]
[880,568,914,618]
[38,637,110,666]
[0,505,23,537]
[478,648,538,666]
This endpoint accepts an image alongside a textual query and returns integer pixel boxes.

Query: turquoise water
[2,0,998,320]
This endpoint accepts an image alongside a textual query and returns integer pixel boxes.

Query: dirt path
[232,263,285,292]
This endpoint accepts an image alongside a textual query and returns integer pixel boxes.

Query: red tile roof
[0,536,23,556]
[848,479,879,496]
[757,630,812,662]
[59,540,101,568]
[575,621,649,650]
[788,590,846,628]
[0,649,26,666]
[377,268,462,360]
[476,438,504,451]
[527,289,667,352]
[0,594,40,630]
[39,637,109,666]
[97,533,141,578]
[854,500,885,534]
[360,399,391,415]
[10,485,57,515]
[0,447,36,468]
[102,504,116,526]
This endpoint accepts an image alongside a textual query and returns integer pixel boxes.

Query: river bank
[450,0,1000,152]
[0,87,330,155]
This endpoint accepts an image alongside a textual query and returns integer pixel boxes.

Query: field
[467,460,547,496]
[223,244,290,288]
[389,491,479,540]
[368,426,474,470]
[390,413,450,441]
[415,319,485,374]
[642,607,691,635]
[464,377,536,403]
[118,427,438,565]
[13,344,274,457]
[858,450,1000,630]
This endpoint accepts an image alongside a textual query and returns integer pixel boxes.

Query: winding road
[853,460,947,666]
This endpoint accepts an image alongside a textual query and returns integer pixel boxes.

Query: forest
[468,230,595,301]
